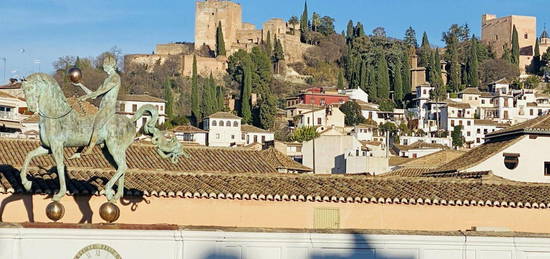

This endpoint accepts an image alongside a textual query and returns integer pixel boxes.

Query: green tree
[378,98,395,112]
[289,126,319,142]
[451,125,464,148]
[376,51,390,99]
[447,33,462,92]
[288,16,299,34]
[419,32,431,67]
[311,12,321,32]
[355,22,365,37]
[318,16,335,36]
[524,75,541,89]
[259,95,277,129]
[272,36,285,74]
[163,79,174,120]
[216,86,225,111]
[337,70,345,89]
[265,30,272,57]
[300,1,309,42]
[240,62,252,124]
[404,26,418,48]
[430,49,446,100]
[466,37,479,87]
[511,25,520,65]
[533,38,541,74]
[401,49,411,95]
[367,63,377,100]
[340,101,366,126]
[216,21,226,56]
[346,20,354,42]
[392,58,404,107]
[379,121,398,135]
[191,55,201,124]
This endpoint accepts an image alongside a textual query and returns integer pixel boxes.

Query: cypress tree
[359,61,367,91]
[533,38,541,74]
[300,1,309,42]
[191,55,201,124]
[346,20,354,42]
[466,38,479,87]
[393,58,404,107]
[216,86,225,112]
[164,79,174,120]
[431,50,447,101]
[240,63,252,124]
[419,32,431,67]
[265,30,272,58]
[367,63,377,100]
[259,95,277,130]
[401,49,411,96]
[376,52,390,99]
[511,25,520,65]
[201,74,213,118]
[272,36,285,74]
[337,70,345,89]
[216,21,226,56]
[355,22,365,37]
[447,33,462,92]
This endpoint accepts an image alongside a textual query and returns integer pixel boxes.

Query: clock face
[73,244,121,259]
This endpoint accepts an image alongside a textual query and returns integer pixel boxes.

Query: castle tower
[194,0,242,52]
[540,27,550,54]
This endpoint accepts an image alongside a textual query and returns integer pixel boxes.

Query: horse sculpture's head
[22,73,71,118]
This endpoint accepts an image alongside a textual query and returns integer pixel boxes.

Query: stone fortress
[481,14,550,74]
[125,0,312,79]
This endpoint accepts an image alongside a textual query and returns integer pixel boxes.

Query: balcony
[0,111,21,121]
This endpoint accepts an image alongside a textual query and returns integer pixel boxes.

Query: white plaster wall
[244,132,274,145]
[206,118,243,147]
[469,136,550,183]
[2,227,550,259]
[117,100,166,131]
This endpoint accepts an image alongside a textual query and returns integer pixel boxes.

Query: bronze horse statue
[19,73,184,202]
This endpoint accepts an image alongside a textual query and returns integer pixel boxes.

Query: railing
[0,111,19,121]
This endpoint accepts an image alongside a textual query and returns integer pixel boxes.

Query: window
[467,121,471,126]
[451,120,455,127]
[530,109,534,116]
[459,120,463,126]
[484,129,488,134]
[524,33,528,39]
[254,135,258,143]
[216,133,220,139]
[226,120,231,126]
[307,117,310,125]
[503,153,520,170]
[231,135,235,140]
[233,121,238,127]
[132,104,137,112]
[219,120,224,126]
[119,103,125,112]
[477,129,481,134]
[212,120,217,126]
[539,109,543,116]
[476,138,480,143]
[545,162,550,176]
[467,131,471,136]
[317,118,322,125]
[183,133,194,142]
[261,136,266,143]
[482,100,485,104]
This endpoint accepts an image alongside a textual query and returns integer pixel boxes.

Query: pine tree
[466,38,479,87]
[164,79,174,120]
[191,55,201,124]
[265,30,272,58]
[401,49,411,96]
[216,21,226,56]
[337,70,345,89]
[404,26,418,48]
[419,32,431,67]
[447,33,462,92]
[346,20,354,43]
[393,58,404,107]
[376,52,390,99]
[511,25,520,65]
[240,63,252,124]
[300,1,309,42]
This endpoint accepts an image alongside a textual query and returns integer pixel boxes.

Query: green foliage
[339,101,366,126]
[191,55,201,124]
[216,86,225,111]
[318,16,335,36]
[337,70,345,89]
[355,22,365,37]
[451,125,464,148]
[446,33,462,92]
[367,63,377,99]
[524,75,541,89]
[480,58,519,85]
[216,21,226,57]
[466,37,479,87]
[418,32,431,67]
[300,1,309,42]
[272,36,285,74]
[375,51,390,99]
[240,63,252,124]
[442,24,470,43]
[511,25,520,65]
[163,79,174,119]
[289,126,319,142]
[404,26,418,48]
[379,121,398,134]
[265,30,273,57]
[346,20,354,43]
[378,98,395,111]
[401,49,411,96]
[532,38,542,74]
[259,95,277,129]
[392,57,404,107]
[201,73,216,118]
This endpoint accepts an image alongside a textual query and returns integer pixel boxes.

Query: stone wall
[124,54,175,73]
[194,0,242,51]
[181,54,227,79]
[155,43,194,55]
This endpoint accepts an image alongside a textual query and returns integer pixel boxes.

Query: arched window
[233,121,238,127]
[219,120,224,126]
[212,120,217,126]
[503,153,519,170]
[226,120,231,126]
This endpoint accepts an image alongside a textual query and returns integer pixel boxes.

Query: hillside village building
[203,112,275,147]
[116,94,167,132]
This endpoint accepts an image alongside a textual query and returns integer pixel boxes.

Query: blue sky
[0,0,548,82]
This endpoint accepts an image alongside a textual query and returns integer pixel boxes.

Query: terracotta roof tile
[394,141,448,151]
[396,150,466,169]
[207,112,241,119]
[171,125,207,133]
[460,87,482,95]
[445,100,471,109]
[118,94,165,103]
[487,114,550,138]
[241,124,270,133]
[0,139,310,174]
[389,156,412,166]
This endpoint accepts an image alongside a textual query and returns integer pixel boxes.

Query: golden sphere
[68,67,82,83]
[99,202,120,223]
[46,201,65,222]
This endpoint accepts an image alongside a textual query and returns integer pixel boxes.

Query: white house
[203,112,243,147]
[393,141,449,158]
[172,125,207,146]
[0,90,28,137]
[399,135,452,148]
[116,94,166,131]
[241,124,274,145]
[339,88,369,103]
[292,105,345,128]
[434,113,550,183]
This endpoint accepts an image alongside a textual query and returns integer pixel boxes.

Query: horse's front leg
[51,143,67,201]
[20,146,50,191]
